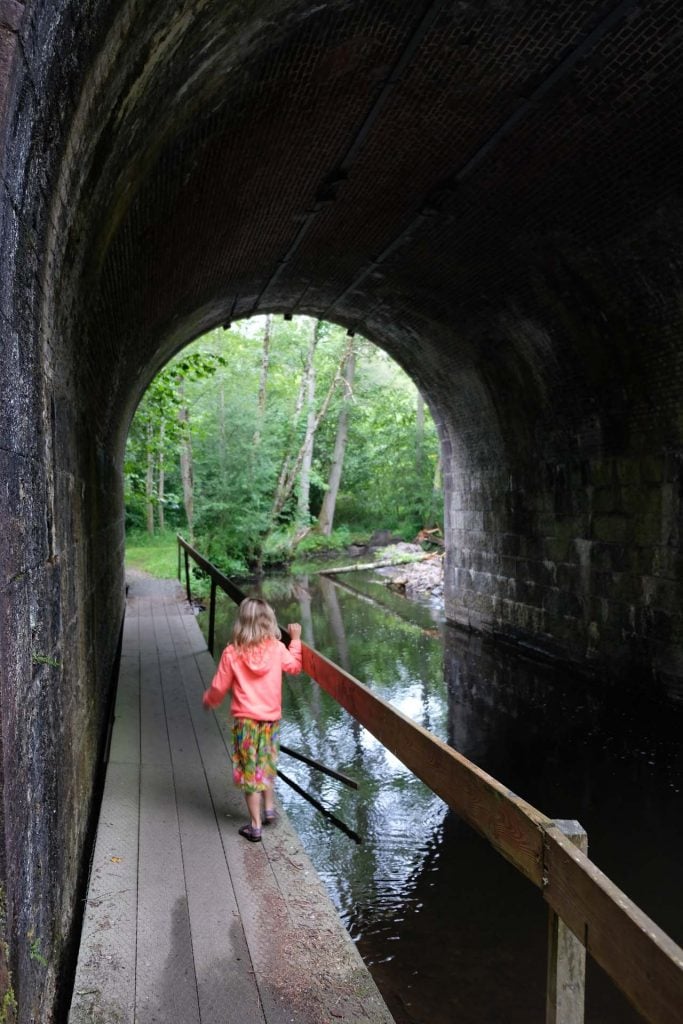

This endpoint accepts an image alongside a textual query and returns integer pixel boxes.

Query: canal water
[199,570,683,1024]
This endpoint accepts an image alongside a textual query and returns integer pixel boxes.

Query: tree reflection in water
[200,573,683,1024]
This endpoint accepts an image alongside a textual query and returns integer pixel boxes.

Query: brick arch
[2,0,683,1017]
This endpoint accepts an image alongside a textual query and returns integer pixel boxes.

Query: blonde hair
[232,598,281,650]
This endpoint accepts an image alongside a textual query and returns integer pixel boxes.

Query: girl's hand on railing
[287,623,302,640]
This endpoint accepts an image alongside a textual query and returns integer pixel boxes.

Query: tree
[124,349,227,535]
[270,332,353,526]
[296,319,321,527]
[253,314,272,447]
[318,342,355,535]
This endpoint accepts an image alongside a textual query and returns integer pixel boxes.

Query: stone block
[614,457,641,486]
[543,536,572,563]
[591,514,630,545]
[589,459,615,487]
[591,484,622,514]
[639,455,664,484]
[501,533,522,556]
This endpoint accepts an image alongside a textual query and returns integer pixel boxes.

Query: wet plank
[68,761,139,1024]
[136,763,200,1024]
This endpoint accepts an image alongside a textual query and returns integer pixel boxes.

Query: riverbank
[372,543,444,602]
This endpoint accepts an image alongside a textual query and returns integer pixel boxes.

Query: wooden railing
[178,535,683,1024]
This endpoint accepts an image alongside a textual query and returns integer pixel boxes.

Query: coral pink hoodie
[203,637,302,721]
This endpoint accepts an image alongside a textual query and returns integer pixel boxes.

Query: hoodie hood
[235,639,277,676]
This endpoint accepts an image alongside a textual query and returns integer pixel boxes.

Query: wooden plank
[136,764,200,1024]
[68,763,139,1024]
[546,821,587,1024]
[109,641,140,765]
[159,601,267,1023]
[302,644,550,885]
[169,620,266,1024]
[202,754,393,1024]
[139,610,171,767]
[175,764,265,1024]
[543,825,683,1024]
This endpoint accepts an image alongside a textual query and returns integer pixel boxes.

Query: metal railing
[178,534,683,1024]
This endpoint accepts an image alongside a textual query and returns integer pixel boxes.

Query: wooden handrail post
[177,536,182,581]
[208,578,217,656]
[546,820,587,1024]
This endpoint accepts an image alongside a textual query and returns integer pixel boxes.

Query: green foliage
[124,349,228,533]
[295,527,356,553]
[0,990,17,1024]
[125,531,179,578]
[125,317,442,567]
[0,888,16,1024]
[27,937,47,968]
[31,653,61,668]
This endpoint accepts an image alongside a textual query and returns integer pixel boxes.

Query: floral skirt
[231,717,281,793]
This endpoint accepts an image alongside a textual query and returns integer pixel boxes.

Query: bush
[295,526,354,554]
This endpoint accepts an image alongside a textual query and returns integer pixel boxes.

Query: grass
[125,530,179,579]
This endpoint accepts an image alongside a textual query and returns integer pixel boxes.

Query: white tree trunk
[178,393,194,541]
[253,314,271,446]
[157,420,165,532]
[271,331,349,523]
[296,319,318,525]
[318,345,355,535]
[416,389,425,475]
[145,421,154,534]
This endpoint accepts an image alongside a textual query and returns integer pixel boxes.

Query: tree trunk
[296,319,319,525]
[271,327,311,520]
[416,390,425,476]
[178,388,194,540]
[318,345,355,535]
[253,314,272,447]
[157,420,165,531]
[271,332,351,523]
[318,551,436,575]
[319,576,350,670]
[218,383,227,474]
[145,421,155,534]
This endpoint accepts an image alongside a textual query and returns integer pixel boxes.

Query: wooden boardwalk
[69,573,393,1024]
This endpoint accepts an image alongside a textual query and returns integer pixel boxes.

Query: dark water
[200,572,683,1024]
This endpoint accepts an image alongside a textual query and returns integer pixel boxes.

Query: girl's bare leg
[245,790,262,830]
[263,783,275,817]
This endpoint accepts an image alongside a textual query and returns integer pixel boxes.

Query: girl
[202,597,302,842]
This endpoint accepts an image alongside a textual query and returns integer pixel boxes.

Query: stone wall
[443,455,682,692]
[1,1,125,1019]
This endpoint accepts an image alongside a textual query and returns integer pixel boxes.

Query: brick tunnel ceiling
[57,0,682,439]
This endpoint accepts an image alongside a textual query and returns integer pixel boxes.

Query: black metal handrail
[177,534,253,655]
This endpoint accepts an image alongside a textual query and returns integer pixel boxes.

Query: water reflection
[200,572,683,1024]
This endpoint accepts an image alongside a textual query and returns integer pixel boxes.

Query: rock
[378,551,444,602]
[368,529,404,549]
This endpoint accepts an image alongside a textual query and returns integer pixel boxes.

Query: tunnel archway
[1,0,683,1017]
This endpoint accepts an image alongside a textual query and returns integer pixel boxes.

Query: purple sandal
[263,810,279,826]
[239,824,262,843]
